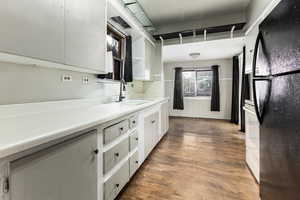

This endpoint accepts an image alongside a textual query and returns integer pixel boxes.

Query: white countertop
[0,98,168,160]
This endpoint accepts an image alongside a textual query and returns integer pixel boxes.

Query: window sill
[184,96,211,100]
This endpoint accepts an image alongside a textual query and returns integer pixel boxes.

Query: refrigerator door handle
[253,32,260,76]
[252,78,272,124]
[252,31,271,77]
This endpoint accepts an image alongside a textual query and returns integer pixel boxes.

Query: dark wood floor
[119,117,259,200]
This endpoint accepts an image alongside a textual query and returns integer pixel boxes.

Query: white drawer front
[129,151,139,178]
[104,161,129,200]
[103,139,129,174]
[129,131,139,152]
[104,120,129,144]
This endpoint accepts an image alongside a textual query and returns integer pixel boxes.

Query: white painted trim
[0,52,104,74]
[245,0,282,36]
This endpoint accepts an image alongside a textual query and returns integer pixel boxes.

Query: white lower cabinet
[100,114,139,200]
[160,100,169,137]
[10,131,98,200]
[1,101,170,200]
[104,161,129,200]
[144,111,159,158]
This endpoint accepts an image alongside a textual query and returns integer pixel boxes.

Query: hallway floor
[119,117,259,200]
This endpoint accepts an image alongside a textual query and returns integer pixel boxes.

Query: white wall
[0,62,120,105]
[164,59,233,120]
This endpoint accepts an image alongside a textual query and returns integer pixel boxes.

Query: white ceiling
[138,0,251,26]
[163,37,245,63]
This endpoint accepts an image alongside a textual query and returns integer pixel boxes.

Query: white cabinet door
[152,112,160,147]
[160,101,169,136]
[151,43,162,81]
[143,111,160,158]
[132,38,146,80]
[0,0,64,63]
[144,113,153,157]
[144,39,152,80]
[65,0,106,72]
[132,38,161,81]
[10,131,98,200]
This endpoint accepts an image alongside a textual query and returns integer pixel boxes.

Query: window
[98,25,125,80]
[183,70,213,97]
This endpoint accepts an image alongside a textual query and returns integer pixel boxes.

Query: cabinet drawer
[104,161,129,200]
[129,131,139,151]
[103,138,129,174]
[129,151,139,178]
[104,120,129,144]
[129,116,138,129]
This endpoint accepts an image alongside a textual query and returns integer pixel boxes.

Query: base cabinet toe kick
[0,100,169,200]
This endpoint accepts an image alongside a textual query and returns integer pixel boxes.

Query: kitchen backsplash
[0,61,120,105]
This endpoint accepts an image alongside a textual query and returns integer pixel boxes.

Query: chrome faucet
[118,78,126,102]
[118,38,127,102]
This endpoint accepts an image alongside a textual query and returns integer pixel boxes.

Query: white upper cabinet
[245,26,259,74]
[0,0,107,73]
[132,38,162,81]
[64,0,106,72]
[0,0,65,63]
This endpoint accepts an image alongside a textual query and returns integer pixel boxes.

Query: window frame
[105,24,126,80]
[182,69,213,98]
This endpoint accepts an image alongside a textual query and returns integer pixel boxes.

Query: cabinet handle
[151,120,155,124]
[135,160,139,164]
[2,177,9,193]
[115,184,120,188]
[93,149,99,155]
[120,127,124,131]
[135,137,139,141]
[115,153,119,157]
[132,120,136,124]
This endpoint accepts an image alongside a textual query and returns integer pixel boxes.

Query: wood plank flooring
[118,117,259,200]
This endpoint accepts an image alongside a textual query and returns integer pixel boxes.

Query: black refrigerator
[252,0,300,199]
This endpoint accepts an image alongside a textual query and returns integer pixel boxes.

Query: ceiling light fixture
[189,52,201,59]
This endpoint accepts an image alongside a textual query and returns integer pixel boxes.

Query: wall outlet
[82,76,89,84]
[62,75,72,82]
